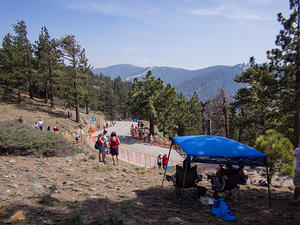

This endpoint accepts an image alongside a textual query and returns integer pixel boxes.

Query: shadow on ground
[1,184,299,225]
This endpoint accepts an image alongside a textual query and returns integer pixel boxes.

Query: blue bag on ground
[211,198,236,221]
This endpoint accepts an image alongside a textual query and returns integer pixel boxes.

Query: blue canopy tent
[161,135,271,207]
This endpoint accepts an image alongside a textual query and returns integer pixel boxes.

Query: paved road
[93,121,184,163]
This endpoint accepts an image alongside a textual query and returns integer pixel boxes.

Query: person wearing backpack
[97,134,106,164]
[109,131,120,165]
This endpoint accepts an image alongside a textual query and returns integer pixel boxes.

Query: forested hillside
[176,64,246,99]
[93,64,247,100]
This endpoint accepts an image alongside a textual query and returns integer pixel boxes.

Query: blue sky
[0,0,290,69]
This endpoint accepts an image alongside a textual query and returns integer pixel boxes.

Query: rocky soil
[0,140,299,225]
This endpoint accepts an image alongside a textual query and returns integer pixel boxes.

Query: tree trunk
[50,78,54,108]
[150,119,155,135]
[74,81,80,123]
[28,78,33,99]
[223,106,229,138]
[238,127,242,142]
[200,101,207,135]
[44,79,48,103]
[18,91,21,104]
[85,93,89,114]
[26,52,33,99]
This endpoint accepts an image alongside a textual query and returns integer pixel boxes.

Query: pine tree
[34,26,61,107]
[233,58,278,145]
[156,83,178,136]
[12,21,34,101]
[267,0,300,147]
[128,71,164,135]
[0,34,15,90]
[60,35,89,123]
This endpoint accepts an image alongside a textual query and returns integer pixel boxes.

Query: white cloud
[67,2,129,17]
[191,5,225,16]
[190,2,270,21]
[65,0,167,27]
[248,0,271,4]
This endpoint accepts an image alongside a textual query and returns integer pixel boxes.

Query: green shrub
[254,129,295,181]
[0,120,81,157]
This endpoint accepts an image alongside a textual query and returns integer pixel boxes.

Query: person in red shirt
[109,131,120,165]
[162,154,168,170]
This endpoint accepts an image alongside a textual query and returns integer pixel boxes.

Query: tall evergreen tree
[233,59,278,145]
[60,35,89,123]
[128,71,164,135]
[0,34,15,90]
[34,26,61,107]
[156,83,178,136]
[12,21,34,100]
[267,0,300,147]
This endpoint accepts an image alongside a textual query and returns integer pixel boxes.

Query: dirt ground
[0,95,299,224]
[0,140,299,225]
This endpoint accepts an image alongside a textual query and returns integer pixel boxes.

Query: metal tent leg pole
[161,141,173,189]
[266,164,272,208]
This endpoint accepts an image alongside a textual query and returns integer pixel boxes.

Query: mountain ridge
[92,64,247,100]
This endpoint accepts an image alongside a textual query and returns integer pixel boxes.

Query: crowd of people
[130,123,164,146]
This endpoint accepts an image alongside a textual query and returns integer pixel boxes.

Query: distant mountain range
[92,64,248,100]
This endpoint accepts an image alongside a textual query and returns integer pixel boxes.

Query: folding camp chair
[166,165,199,202]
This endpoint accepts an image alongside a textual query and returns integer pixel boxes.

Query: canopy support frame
[266,163,272,208]
[161,140,174,189]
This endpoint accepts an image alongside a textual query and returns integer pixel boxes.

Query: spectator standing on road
[109,131,120,165]
[69,111,72,120]
[291,146,300,205]
[75,134,79,143]
[162,154,168,170]
[157,153,162,168]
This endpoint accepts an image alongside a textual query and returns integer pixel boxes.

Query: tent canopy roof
[172,135,267,166]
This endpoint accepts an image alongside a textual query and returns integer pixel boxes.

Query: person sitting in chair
[210,163,240,193]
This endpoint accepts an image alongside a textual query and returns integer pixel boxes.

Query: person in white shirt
[292,146,300,205]
[37,119,43,130]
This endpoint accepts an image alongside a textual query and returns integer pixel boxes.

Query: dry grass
[8,210,26,224]
[0,92,105,143]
